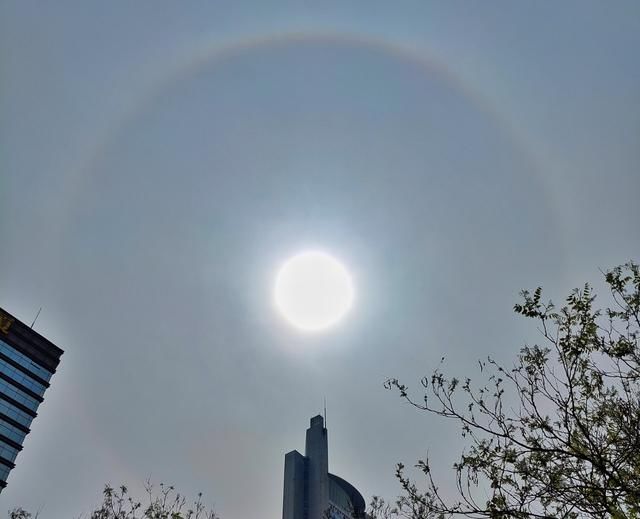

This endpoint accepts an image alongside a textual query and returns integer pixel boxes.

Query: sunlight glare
[274,251,355,332]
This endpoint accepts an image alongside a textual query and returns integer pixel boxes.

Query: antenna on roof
[30,307,42,329]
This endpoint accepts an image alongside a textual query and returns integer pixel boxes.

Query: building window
[0,399,33,428]
[0,464,10,482]
[0,340,52,382]
[0,420,27,444]
[0,380,40,412]
[0,441,18,463]
[0,360,47,397]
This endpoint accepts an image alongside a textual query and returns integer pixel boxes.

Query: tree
[377,261,640,518]
[8,510,36,519]
[9,481,218,519]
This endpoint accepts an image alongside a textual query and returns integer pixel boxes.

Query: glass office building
[0,307,63,491]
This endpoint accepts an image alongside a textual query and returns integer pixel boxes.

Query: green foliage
[376,261,640,519]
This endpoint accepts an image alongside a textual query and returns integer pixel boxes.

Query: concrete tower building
[282,415,365,519]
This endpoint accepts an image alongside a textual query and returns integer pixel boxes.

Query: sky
[1,2,639,517]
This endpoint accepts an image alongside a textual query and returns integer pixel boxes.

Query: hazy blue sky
[1,2,639,518]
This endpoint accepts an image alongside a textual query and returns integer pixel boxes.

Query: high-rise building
[283,415,366,519]
[0,307,63,491]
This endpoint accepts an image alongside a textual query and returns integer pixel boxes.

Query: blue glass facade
[0,309,63,492]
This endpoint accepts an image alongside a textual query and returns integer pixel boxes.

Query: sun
[274,251,355,332]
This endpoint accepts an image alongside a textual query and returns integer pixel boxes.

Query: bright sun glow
[274,251,355,332]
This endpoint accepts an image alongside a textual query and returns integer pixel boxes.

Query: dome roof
[328,472,366,516]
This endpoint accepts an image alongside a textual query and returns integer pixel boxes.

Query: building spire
[323,397,327,429]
